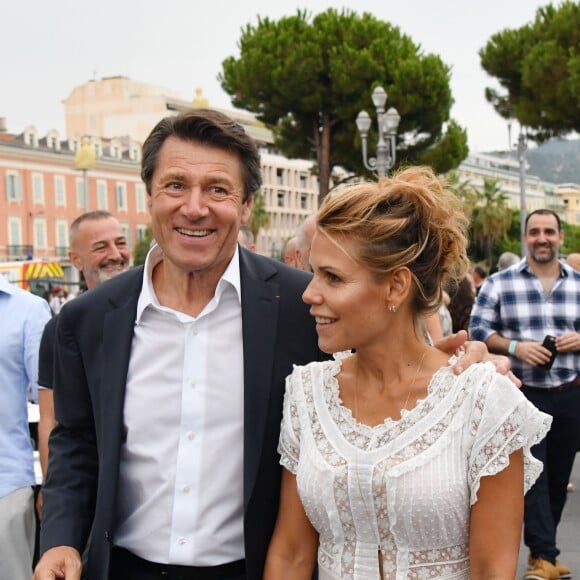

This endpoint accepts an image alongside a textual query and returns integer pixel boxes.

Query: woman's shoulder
[288,353,347,384]
[452,361,527,414]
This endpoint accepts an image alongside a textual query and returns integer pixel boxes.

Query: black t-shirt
[38,315,58,390]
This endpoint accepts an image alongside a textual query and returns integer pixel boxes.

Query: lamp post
[516,131,528,257]
[356,86,401,177]
[74,136,96,211]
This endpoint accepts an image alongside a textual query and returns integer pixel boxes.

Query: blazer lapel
[100,269,143,431]
[98,269,141,526]
[240,251,280,507]
[101,297,138,435]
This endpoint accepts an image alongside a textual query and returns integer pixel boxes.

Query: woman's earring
[388,304,398,313]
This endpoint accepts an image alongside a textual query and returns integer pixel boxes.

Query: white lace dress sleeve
[278,364,304,474]
[278,353,350,474]
[465,363,552,504]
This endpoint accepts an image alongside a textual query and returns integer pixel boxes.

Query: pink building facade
[0,124,149,287]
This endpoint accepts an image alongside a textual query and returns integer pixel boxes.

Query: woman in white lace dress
[264,167,551,580]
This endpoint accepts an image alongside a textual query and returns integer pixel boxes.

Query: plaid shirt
[470,259,580,388]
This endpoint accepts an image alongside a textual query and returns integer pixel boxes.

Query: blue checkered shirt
[469,259,580,388]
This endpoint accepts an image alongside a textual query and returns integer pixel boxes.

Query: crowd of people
[1,108,578,580]
[471,210,580,580]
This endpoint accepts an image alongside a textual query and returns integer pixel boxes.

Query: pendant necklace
[352,346,428,579]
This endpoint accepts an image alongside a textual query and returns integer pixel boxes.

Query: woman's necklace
[352,346,428,579]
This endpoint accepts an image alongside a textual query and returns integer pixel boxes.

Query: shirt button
[182,484,190,493]
[187,431,196,441]
[178,537,186,545]
[192,326,198,336]
[190,380,197,389]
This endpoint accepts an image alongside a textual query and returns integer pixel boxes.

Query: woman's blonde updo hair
[317,166,470,317]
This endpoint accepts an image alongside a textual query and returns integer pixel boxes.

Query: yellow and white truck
[0,260,65,297]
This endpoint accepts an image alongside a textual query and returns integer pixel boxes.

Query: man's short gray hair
[497,252,520,271]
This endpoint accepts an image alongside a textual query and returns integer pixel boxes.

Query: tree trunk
[317,115,332,207]
[486,236,493,271]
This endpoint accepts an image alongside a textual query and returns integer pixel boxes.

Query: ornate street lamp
[508,121,528,257]
[356,86,401,177]
[74,136,96,211]
[516,131,528,257]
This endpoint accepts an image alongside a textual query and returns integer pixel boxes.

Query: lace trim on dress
[407,543,469,579]
[325,357,457,449]
[278,369,302,474]
[468,398,552,504]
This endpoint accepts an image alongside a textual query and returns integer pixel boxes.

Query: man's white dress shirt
[114,244,245,565]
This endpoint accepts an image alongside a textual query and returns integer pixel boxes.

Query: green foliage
[480,1,580,141]
[446,170,477,204]
[468,178,512,268]
[133,226,153,266]
[562,220,580,255]
[469,212,522,267]
[419,121,469,175]
[220,8,468,201]
[248,191,270,239]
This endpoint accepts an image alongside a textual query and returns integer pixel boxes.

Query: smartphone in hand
[538,335,558,369]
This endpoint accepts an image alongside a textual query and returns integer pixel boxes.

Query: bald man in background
[295,214,316,271]
[37,211,131,507]
[282,237,298,268]
[565,253,580,272]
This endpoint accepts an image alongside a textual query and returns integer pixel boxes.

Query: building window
[32,173,44,205]
[5,172,23,201]
[136,224,149,241]
[56,220,68,249]
[34,218,47,249]
[277,190,285,207]
[300,193,308,210]
[8,217,22,244]
[116,183,128,211]
[299,173,308,188]
[276,168,284,185]
[24,126,38,148]
[97,181,108,210]
[135,183,146,213]
[121,223,131,248]
[110,140,122,160]
[47,130,60,151]
[55,175,66,207]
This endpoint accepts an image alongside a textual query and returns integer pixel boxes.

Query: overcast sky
[1,0,552,152]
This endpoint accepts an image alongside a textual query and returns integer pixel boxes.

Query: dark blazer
[40,248,324,580]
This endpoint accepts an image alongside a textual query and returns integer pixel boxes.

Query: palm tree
[470,178,512,268]
[133,226,154,266]
[248,190,270,240]
[446,170,478,220]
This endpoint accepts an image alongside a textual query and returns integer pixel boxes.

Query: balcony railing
[7,245,34,260]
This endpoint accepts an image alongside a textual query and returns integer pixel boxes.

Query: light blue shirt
[0,275,51,498]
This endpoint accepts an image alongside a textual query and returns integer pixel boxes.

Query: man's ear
[383,267,412,308]
[241,196,253,225]
[68,251,83,273]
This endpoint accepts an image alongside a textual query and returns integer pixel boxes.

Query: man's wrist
[508,340,518,356]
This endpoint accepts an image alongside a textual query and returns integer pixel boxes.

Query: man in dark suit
[34,109,496,580]
[34,109,325,580]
